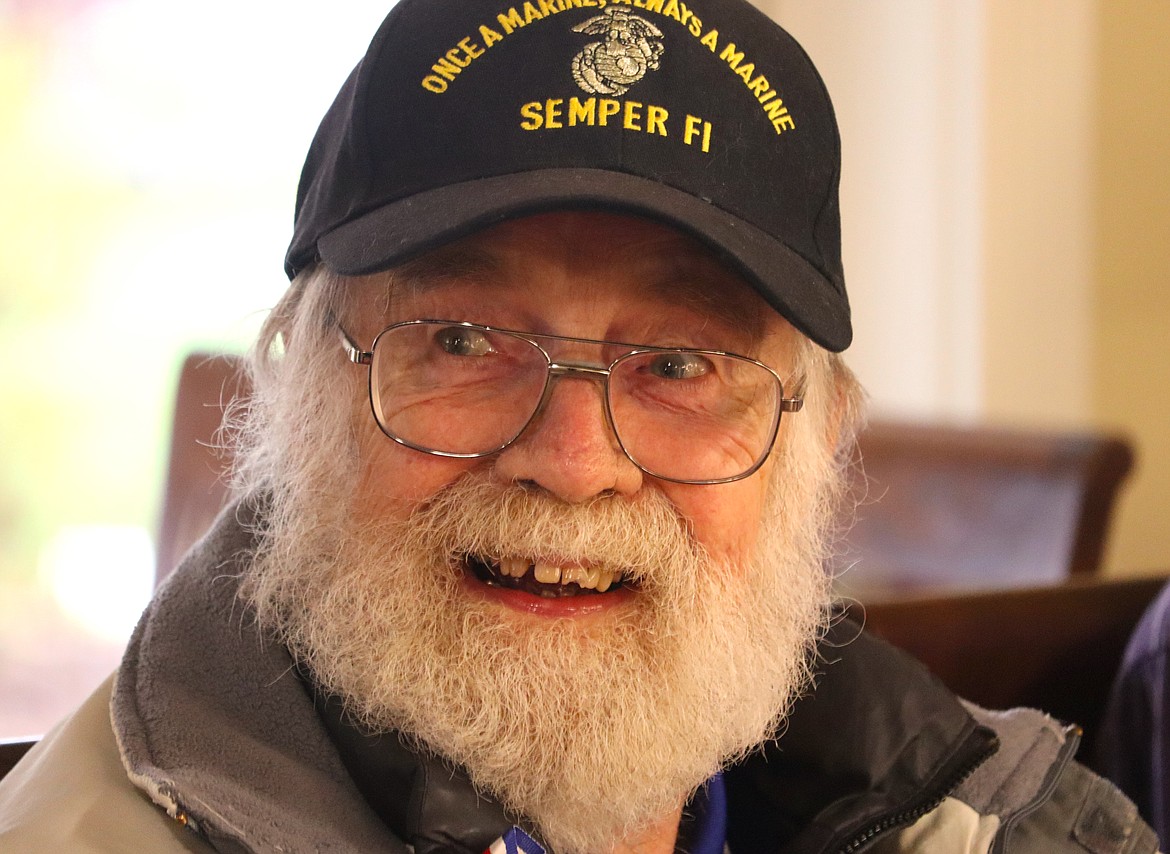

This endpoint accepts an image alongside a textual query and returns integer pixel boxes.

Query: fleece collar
[112,500,998,854]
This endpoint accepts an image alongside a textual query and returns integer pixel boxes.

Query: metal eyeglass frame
[341,319,805,485]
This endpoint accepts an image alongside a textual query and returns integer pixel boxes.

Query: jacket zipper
[834,735,999,854]
[988,725,1081,854]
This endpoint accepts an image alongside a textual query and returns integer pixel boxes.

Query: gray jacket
[0,502,1160,853]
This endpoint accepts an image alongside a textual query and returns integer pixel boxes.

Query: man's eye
[646,352,712,380]
[434,327,494,357]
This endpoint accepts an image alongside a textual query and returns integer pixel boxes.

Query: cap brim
[317,168,851,352]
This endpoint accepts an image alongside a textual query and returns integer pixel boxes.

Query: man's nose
[491,375,644,503]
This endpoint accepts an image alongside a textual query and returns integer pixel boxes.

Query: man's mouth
[465,554,631,598]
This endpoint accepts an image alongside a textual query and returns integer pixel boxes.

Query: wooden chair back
[853,573,1168,770]
[155,352,248,583]
[834,420,1134,597]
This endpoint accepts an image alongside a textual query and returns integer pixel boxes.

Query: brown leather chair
[834,420,1135,597]
[155,352,248,584]
[155,357,1135,596]
[156,364,1136,596]
[852,573,1168,771]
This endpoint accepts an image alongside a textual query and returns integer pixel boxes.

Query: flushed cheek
[354,437,480,523]
[659,479,769,570]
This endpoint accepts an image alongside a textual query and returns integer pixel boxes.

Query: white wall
[761,0,1096,428]
[1093,1,1170,573]
[980,1,1096,428]
[756,1,1170,574]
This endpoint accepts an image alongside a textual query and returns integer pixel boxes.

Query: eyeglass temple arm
[780,376,806,413]
[337,324,373,365]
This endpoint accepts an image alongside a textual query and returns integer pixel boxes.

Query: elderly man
[0,1,1159,852]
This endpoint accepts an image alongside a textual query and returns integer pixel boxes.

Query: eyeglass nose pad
[547,361,612,382]
[496,363,644,502]
[516,360,639,461]
[526,361,619,439]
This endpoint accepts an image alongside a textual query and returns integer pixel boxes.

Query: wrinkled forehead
[340,210,795,352]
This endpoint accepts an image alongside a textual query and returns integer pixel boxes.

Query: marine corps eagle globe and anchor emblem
[571,8,665,95]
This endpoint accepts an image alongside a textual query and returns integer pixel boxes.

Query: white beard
[243,468,833,854]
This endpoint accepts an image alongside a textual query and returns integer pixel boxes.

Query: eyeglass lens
[368,322,783,483]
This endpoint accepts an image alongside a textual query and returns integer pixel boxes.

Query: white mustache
[399,475,707,589]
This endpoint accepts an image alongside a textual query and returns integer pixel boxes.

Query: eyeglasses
[342,320,803,485]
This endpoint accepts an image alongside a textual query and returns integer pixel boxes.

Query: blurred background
[1,0,1167,737]
[0,0,397,734]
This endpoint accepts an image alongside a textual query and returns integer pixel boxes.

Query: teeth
[500,557,530,578]
[488,556,623,592]
[561,566,603,590]
[533,562,562,584]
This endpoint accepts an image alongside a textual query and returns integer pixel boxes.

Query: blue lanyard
[689,772,728,854]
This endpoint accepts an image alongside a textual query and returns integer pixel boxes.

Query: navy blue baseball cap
[287,0,851,351]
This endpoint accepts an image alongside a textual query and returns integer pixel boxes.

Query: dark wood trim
[850,573,1167,768]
